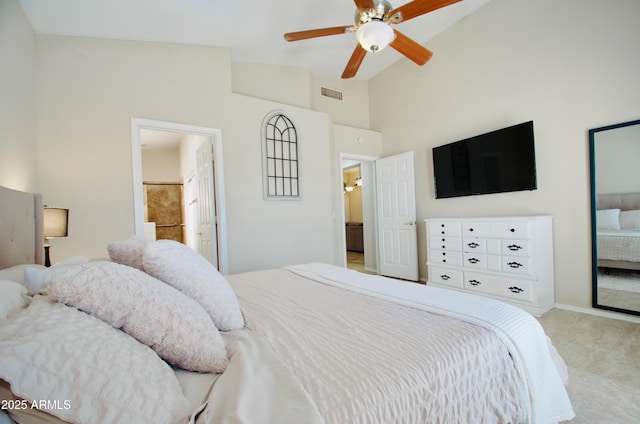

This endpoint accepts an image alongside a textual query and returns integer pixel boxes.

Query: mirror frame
[589,118,640,316]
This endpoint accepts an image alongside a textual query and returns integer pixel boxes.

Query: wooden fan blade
[284,26,354,42]
[342,44,367,79]
[390,30,433,66]
[388,0,462,23]
[354,0,376,12]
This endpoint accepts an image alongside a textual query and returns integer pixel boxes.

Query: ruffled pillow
[47,261,227,373]
[143,240,244,331]
[0,296,192,424]
[107,236,150,270]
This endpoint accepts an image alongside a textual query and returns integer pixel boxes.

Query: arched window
[262,111,300,199]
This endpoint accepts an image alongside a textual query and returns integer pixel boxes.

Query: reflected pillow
[620,210,640,230]
[47,261,228,373]
[596,209,621,230]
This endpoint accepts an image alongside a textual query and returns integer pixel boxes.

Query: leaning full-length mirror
[590,119,640,316]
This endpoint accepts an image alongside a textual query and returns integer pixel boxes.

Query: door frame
[130,118,229,274]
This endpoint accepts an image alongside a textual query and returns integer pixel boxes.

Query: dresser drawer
[502,256,535,277]
[462,252,501,271]
[428,221,462,236]
[462,221,532,239]
[429,250,463,266]
[429,236,462,251]
[501,239,533,257]
[429,266,463,288]
[463,272,534,302]
[462,237,501,254]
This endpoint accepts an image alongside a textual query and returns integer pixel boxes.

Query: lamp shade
[356,20,395,53]
[44,208,69,238]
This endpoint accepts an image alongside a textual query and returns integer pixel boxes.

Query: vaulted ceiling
[18,0,491,80]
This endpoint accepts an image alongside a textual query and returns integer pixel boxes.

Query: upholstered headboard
[596,192,640,211]
[0,186,44,269]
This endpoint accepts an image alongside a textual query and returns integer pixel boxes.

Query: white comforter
[226,264,574,424]
[598,229,640,262]
[282,263,574,424]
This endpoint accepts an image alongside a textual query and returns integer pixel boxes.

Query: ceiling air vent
[320,86,343,101]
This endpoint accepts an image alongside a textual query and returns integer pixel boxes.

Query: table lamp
[44,207,68,267]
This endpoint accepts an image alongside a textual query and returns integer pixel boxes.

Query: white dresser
[425,216,554,316]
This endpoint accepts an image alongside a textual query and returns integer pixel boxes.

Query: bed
[596,193,640,271]
[0,186,574,424]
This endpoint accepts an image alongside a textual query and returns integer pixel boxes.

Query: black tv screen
[432,121,537,199]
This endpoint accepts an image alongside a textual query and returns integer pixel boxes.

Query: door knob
[404,220,415,226]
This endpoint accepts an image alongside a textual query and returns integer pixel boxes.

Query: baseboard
[554,303,640,324]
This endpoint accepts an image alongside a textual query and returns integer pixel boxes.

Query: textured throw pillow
[620,210,640,230]
[0,280,28,322]
[47,261,228,373]
[107,236,150,270]
[143,240,244,331]
[596,208,621,230]
[0,296,192,424]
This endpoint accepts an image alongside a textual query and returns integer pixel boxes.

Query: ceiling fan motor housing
[355,0,393,25]
[355,0,396,53]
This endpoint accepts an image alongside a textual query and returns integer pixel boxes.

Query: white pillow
[143,240,244,331]
[620,210,640,230]
[596,208,621,230]
[0,296,192,424]
[47,261,228,373]
[107,236,150,270]
[0,280,28,322]
[0,264,46,286]
[23,255,90,293]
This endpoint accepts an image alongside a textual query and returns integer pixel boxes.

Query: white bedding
[597,229,640,262]
[227,264,574,424]
[282,264,574,423]
[1,263,574,424]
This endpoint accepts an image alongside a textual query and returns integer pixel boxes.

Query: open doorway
[341,155,377,274]
[343,163,365,270]
[131,118,229,274]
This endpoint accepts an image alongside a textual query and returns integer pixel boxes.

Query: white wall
[225,94,336,272]
[231,62,314,109]
[34,35,234,260]
[594,124,640,194]
[231,62,372,130]
[142,147,181,182]
[0,0,37,192]
[369,0,640,309]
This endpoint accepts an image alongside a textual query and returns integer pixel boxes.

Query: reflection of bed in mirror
[596,193,640,271]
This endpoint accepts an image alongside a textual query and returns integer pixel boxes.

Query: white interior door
[196,138,218,268]
[376,151,418,281]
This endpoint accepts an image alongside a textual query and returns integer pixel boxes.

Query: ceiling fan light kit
[356,20,395,52]
[284,0,462,78]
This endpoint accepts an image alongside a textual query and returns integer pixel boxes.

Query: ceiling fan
[284,0,462,79]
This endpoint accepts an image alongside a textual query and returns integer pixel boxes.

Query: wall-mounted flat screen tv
[432,121,537,199]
